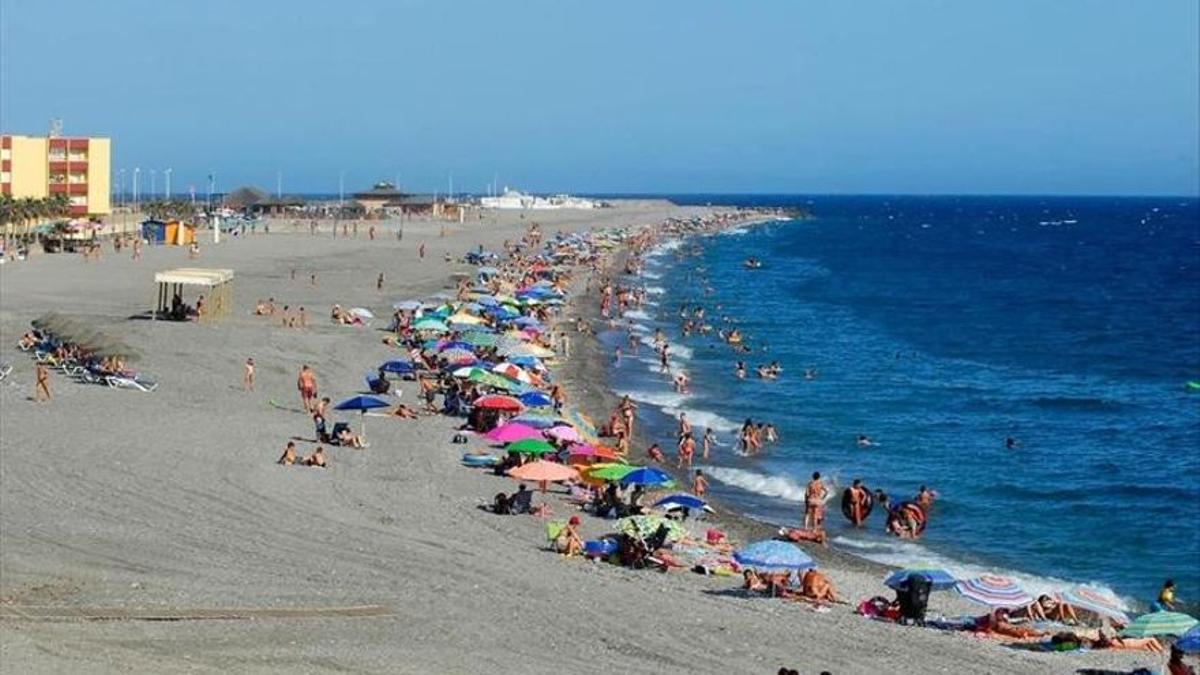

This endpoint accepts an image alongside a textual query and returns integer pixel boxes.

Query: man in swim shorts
[297,365,318,413]
[804,472,827,530]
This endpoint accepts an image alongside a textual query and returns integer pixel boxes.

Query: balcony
[50,183,88,195]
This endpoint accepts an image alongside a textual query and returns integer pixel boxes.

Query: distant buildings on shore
[1,131,111,217]
[480,188,596,210]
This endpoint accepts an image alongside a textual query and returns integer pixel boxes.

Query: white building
[480,188,594,210]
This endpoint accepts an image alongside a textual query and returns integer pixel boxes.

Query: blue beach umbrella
[653,493,710,511]
[518,391,554,408]
[510,414,566,429]
[619,467,675,488]
[1176,624,1200,653]
[884,568,957,591]
[734,540,814,573]
[333,395,391,438]
[379,359,415,375]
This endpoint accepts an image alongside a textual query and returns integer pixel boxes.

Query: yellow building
[1,133,111,216]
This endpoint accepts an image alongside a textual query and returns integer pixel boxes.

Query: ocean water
[602,195,1200,605]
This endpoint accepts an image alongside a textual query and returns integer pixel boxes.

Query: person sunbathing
[278,441,297,466]
[743,569,771,593]
[985,609,1047,640]
[1013,594,1079,624]
[1084,630,1165,653]
[799,568,842,605]
[337,427,365,448]
[301,446,327,468]
[554,516,584,556]
[391,404,420,419]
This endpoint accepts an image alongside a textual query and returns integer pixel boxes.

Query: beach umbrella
[459,332,498,347]
[544,425,581,443]
[393,300,422,311]
[954,575,1034,609]
[501,343,555,358]
[619,466,675,488]
[565,409,598,439]
[482,423,544,443]
[469,370,528,393]
[438,340,475,352]
[510,414,564,429]
[379,359,415,375]
[615,515,686,542]
[504,439,558,456]
[567,443,623,461]
[507,460,579,491]
[349,307,375,320]
[492,363,534,384]
[518,391,553,408]
[333,394,391,438]
[1176,624,1200,653]
[1120,611,1198,638]
[474,394,523,412]
[412,318,449,333]
[448,312,485,325]
[440,348,477,363]
[472,294,500,306]
[588,463,639,482]
[734,540,814,573]
[653,493,711,512]
[1058,586,1131,625]
[884,568,958,591]
[477,266,501,276]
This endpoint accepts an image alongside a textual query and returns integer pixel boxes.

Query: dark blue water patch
[622,196,1200,604]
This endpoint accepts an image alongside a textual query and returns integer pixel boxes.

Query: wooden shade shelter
[153,268,234,321]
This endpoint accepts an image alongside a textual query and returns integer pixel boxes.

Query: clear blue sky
[2,0,1197,195]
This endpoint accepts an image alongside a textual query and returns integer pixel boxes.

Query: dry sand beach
[0,202,1158,674]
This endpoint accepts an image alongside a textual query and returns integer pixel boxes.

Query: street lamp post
[133,167,141,212]
[150,169,157,201]
[164,168,172,200]
[117,168,125,207]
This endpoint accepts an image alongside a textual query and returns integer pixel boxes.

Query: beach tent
[165,220,196,246]
[152,268,235,322]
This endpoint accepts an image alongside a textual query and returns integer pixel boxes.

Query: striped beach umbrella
[734,540,814,573]
[1058,586,1131,625]
[1119,611,1198,638]
[954,575,1034,608]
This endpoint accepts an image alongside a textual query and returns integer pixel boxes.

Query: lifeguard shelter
[153,268,234,321]
[142,219,196,246]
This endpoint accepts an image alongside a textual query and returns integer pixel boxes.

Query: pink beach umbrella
[482,423,543,443]
[545,425,582,443]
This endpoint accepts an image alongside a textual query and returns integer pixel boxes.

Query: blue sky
[2,1,1197,195]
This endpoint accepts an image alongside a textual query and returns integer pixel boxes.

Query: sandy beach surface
[0,202,1157,674]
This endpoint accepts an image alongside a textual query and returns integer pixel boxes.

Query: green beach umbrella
[469,370,528,393]
[412,318,449,333]
[588,464,639,482]
[505,439,557,456]
[1120,611,1198,638]
[459,332,499,347]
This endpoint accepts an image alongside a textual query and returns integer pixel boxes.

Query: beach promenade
[0,202,1157,674]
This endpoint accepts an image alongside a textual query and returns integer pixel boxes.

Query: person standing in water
[693,469,708,497]
[702,427,716,460]
[804,472,827,530]
[848,479,870,528]
[1154,579,1178,611]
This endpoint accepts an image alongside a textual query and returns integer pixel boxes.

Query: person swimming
[857,435,875,448]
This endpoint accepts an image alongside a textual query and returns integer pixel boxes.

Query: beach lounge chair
[105,375,158,392]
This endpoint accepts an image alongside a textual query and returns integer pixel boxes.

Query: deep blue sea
[599,195,1200,607]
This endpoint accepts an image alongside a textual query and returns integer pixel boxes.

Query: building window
[49,150,66,161]
[0,148,10,160]
[69,173,87,184]
[69,195,87,206]
[68,152,87,162]
[49,173,67,184]
[0,171,10,183]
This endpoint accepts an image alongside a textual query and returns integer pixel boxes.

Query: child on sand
[278,441,297,465]
[693,469,708,497]
[301,446,327,468]
[34,362,50,403]
[243,358,255,391]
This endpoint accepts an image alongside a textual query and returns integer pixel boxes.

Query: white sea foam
[644,286,666,295]
[662,407,740,432]
[617,388,690,409]
[718,227,750,237]
[830,536,1127,605]
[623,309,651,321]
[704,466,807,503]
[640,271,663,280]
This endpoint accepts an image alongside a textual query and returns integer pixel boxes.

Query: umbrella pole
[361,410,366,441]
